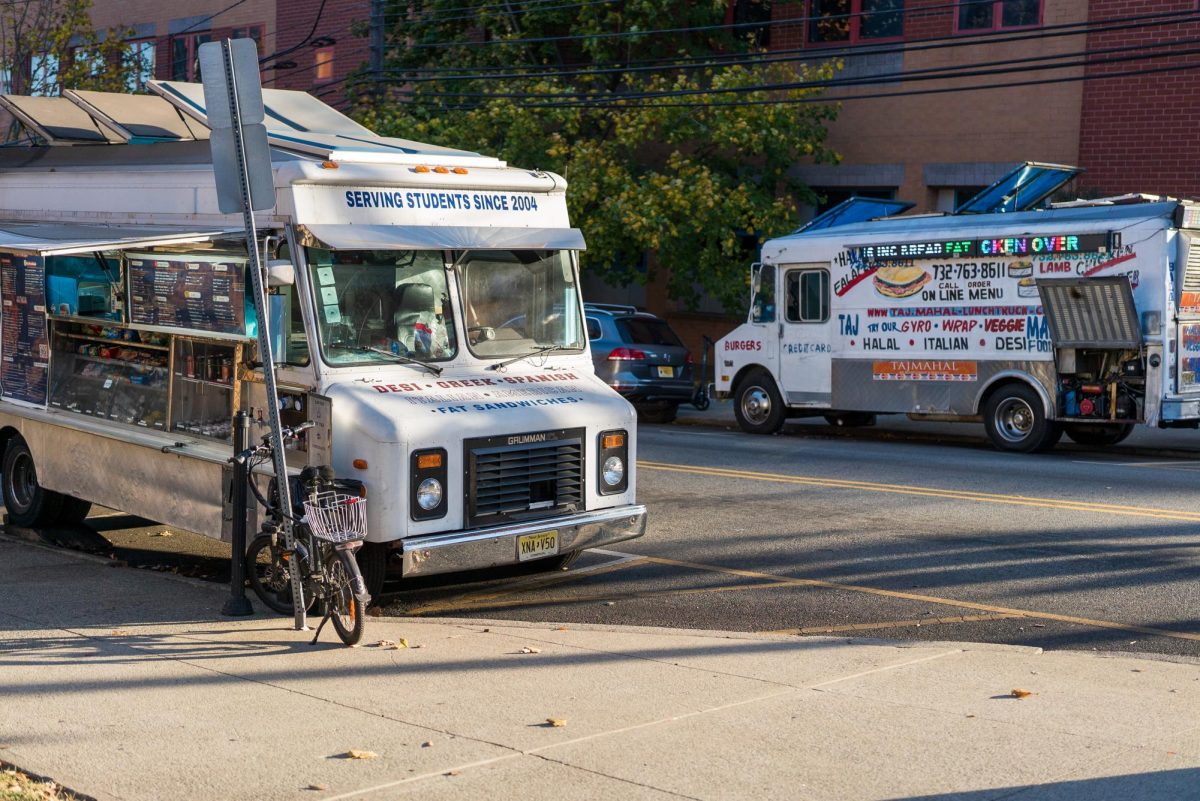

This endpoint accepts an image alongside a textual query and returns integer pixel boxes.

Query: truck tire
[1,436,64,527]
[734,369,786,435]
[356,540,388,600]
[1063,422,1135,447]
[983,384,1062,453]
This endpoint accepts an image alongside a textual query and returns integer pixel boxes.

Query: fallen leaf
[152,530,173,537]
[421,741,433,748]
[965,714,975,718]
[1010,688,1034,699]
[397,638,409,648]
[555,626,568,631]
[1132,669,1143,673]
[546,718,567,728]
[482,628,490,633]
[445,770,460,776]
[411,644,424,649]
[110,629,130,636]
[367,606,383,617]
[347,750,378,760]
[519,646,542,654]
[375,640,396,648]
[304,784,327,791]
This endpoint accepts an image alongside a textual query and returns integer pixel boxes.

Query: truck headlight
[410,448,448,520]
[602,456,624,487]
[597,429,628,495]
[416,478,443,510]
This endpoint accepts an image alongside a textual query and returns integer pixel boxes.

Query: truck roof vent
[1182,238,1200,292]
[1036,277,1141,349]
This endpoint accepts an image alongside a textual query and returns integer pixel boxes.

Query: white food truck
[716,164,1200,452]
[0,84,645,595]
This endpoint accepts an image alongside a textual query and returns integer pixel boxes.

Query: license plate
[656,366,674,378]
[517,530,559,561]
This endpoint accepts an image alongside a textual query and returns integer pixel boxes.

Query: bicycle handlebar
[232,421,316,465]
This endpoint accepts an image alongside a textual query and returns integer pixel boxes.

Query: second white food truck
[0,83,646,595]
[717,164,1200,452]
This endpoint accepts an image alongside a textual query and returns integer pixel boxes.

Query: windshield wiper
[487,345,565,371]
[329,344,443,376]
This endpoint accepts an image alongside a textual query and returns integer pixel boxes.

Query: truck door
[778,264,832,407]
[747,262,779,370]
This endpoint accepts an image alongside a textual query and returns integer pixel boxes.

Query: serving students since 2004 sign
[127,253,247,337]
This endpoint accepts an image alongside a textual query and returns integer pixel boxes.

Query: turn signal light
[608,347,647,361]
[352,458,369,470]
[434,166,449,174]
[321,160,339,169]
[414,165,430,173]
[417,453,443,469]
[453,167,469,174]
[602,433,625,449]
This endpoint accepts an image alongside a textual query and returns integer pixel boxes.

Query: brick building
[65,1,1200,362]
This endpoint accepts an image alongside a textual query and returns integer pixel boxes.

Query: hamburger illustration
[873,265,931,299]
[1008,259,1033,278]
[1017,277,1038,297]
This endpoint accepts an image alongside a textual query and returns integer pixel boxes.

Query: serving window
[41,241,263,442]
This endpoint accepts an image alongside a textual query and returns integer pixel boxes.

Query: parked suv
[585,304,693,423]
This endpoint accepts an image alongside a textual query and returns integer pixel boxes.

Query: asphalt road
[384,417,1200,659]
[21,411,1200,660]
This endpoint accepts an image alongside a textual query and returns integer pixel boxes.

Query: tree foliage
[0,0,143,100]
[354,0,840,314]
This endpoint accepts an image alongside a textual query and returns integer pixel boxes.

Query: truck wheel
[2,436,64,527]
[983,384,1062,453]
[356,541,388,600]
[637,403,678,424]
[1063,423,1135,447]
[734,369,786,435]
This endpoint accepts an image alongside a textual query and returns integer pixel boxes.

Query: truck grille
[465,428,585,528]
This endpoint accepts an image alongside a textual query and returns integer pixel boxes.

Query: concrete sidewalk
[2,535,1198,801]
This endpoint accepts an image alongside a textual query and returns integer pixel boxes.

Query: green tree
[355,0,840,314]
[0,0,145,99]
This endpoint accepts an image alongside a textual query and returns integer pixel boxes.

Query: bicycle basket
[302,491,368,544]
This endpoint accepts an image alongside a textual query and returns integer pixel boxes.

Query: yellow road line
[642,555,1200,643]
[639,460,1200,523]
[766,612,1018,636]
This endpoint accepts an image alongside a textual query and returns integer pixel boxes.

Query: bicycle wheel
[245,534,316,616]
[327,549,366,646]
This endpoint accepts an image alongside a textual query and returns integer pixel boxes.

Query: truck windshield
[456,250,585,358]
[306,248,457,366]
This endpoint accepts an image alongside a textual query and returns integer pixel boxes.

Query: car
[585,304,693,423]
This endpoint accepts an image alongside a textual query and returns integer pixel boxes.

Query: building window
[957,0,1040,32]
[29,53,59,96]
[171,33,209,81]
[123,40,156,92]
[812,187,897,215]
[314,45,335,81]
[727,0,772,48]
[808,0,903,45]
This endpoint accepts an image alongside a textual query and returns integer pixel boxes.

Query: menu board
[0,253,49,406]
[127,253,247,336]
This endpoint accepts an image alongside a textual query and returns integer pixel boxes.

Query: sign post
[199,38,308,631]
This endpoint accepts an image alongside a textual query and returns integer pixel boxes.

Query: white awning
[298,224,586,252]
[0,223,242,256]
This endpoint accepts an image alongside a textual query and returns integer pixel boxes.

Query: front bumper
[400,504,648,577]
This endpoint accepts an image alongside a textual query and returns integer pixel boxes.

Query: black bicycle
[237,423,370,646]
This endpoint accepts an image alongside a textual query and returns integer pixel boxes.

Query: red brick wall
[1080,1,1200,198]
[270,0,373,108]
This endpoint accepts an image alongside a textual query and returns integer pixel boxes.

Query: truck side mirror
[266,260,295,287]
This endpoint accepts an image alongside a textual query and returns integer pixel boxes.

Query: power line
[383,9,1200,86]
[420,57,1200,112]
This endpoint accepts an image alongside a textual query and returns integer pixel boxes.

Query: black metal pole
[222,410,254,616]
